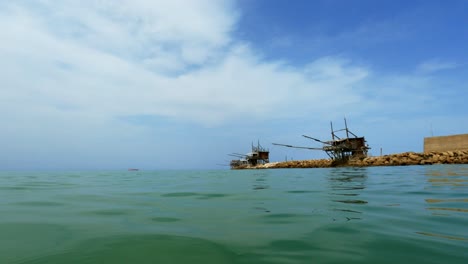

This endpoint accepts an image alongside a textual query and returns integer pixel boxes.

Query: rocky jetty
[347,150,468,167]
[234,150,468,169]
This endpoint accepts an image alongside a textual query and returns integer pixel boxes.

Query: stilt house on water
[273,119,370,162]
[230,142,270,169]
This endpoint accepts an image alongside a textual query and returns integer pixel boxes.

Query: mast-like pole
[330,121,335,140]
[344,118,349,138]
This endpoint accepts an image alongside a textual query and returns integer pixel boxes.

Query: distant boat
[128,168,139,171]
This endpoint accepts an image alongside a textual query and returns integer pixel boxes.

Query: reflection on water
[415,231,467,241]
[251,171,272,214]
[333,200,368,204]
[424,166,468,216]
[252,171,270,191]
[411,165,468,243]
[426,207,468,213]
[328,168,368,220]
[426,198,468,203]
[424,166,468,187]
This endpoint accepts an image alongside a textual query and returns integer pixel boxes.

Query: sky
[1,0,467,170]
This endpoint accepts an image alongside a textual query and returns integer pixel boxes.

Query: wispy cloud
[417,59,459,74]
[0,1,373,126]
[0,1,466,169]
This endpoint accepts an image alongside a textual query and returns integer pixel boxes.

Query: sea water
[1,165,467,263]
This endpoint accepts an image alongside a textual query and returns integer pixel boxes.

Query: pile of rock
[348,150,468,167]
[256,159,332,169]
[241,150,468,169]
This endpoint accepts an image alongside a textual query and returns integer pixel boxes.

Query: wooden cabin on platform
[273,119,370,162]
[229,141,270,169]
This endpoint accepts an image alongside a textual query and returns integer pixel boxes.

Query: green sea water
[1,165,467,263]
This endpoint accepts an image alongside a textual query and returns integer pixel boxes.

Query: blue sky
[1,0,467,170]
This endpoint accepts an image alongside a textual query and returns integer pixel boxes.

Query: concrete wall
[424,134,468,153]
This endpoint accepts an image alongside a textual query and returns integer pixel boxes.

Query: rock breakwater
[347,150,468,167]
[234,150,468,169]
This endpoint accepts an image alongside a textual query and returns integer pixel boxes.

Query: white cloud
[0,1,372,127]
[417,59,459,74]
[1,1,463,169]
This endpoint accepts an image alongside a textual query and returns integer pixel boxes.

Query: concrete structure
[424,133,468,153]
